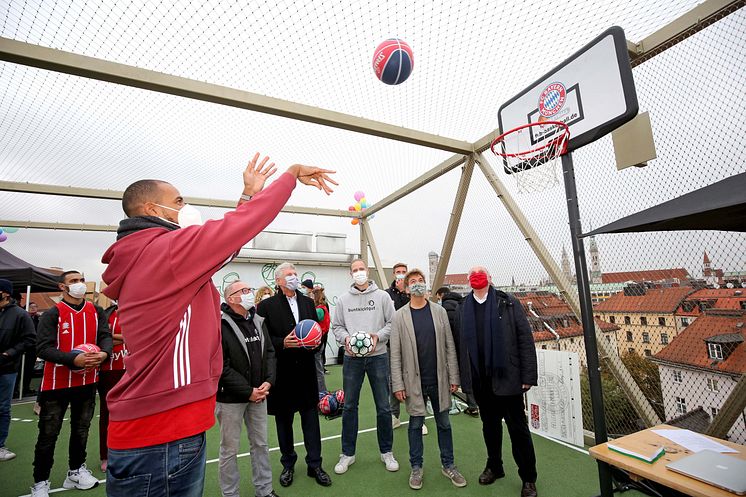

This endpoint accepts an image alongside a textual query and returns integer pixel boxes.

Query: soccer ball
[71,343,100,374]
[349,331,374,357]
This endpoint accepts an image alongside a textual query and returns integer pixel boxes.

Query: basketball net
[490,121,569,194]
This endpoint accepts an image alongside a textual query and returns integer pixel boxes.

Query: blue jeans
[408,384,454,469]
[106,432,206,497]
[341,353,393,455]
[0,373,16,447]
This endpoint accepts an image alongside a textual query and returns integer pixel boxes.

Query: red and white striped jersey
[40,301,99,391]
[101,309,127,372]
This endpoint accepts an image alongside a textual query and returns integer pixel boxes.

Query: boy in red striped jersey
[30,271,113,497]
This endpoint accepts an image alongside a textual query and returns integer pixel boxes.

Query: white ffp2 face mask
[67,282,87,299]
[239,293,255,311]
[155,203,203,228]
[352,270,368,285]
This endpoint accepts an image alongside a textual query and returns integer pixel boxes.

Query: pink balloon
[0,233,7,242]
[354,191,365,202]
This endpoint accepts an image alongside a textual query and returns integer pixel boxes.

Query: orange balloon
[351,218,359,225]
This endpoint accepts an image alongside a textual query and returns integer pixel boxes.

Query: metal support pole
[359,219,368,265]
[360,219,390,290]
[561,153,613,497]
[432,155,475,293]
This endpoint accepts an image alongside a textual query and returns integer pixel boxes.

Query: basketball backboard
[497,26,638,174]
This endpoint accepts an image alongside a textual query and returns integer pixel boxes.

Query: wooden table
[590,424,746,497]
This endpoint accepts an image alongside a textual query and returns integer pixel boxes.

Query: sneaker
[422,424,428,435]
[464,407,480,417]
[380,452,399,472]
[30,481,50,497]
[392,415,401,429]
[409,467,423,490]
[426,400,433,415]
[441,466,467,487]
[63,463,99,490]
[334,454,355,474]
[448,399,460,415]
[0,446,16,461]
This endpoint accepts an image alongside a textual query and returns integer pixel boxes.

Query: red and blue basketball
[71,343,101,374]
[334,389,344,405]
[295,319,323,348]
[372,38,413,85]
[318,392,339,415]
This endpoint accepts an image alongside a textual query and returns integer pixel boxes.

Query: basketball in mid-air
[372,38,413,85]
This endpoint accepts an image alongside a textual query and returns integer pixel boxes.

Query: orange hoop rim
[490,121,570,158]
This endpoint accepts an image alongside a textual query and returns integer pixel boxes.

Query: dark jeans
[274,405,322,470]
[474,386,537,483]
[0,372,16,447]
[97,369,125,461]
[408,384,454,469]
[106,432,206,497]
[341,353,393,455]
[33,385,96,482]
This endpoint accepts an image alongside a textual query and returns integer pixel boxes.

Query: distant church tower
[589,235,602,284]
[703,251,718,286]
[561,246,573,282]
[428,251,439,289]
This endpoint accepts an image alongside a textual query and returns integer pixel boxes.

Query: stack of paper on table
[651,429,738,454]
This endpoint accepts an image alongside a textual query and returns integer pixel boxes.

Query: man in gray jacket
[390,269,465,490]
[331,258,398,475]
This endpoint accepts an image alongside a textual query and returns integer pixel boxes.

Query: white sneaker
[63,463,99,490]
[30,481,50,497]
[422,424,429,435]
[0,446,16,461]
[426,400,434,415]
[381,452,400,472]
[334,454,356,474]
[392,415,401,429]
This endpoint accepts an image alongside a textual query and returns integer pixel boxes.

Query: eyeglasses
[229,287,254,296]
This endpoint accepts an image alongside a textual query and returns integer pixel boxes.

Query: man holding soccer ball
[331,258,398,475]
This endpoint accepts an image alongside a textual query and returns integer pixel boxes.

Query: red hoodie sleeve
[166,173,296,288]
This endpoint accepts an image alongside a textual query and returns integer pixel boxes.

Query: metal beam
[359,221,368,266]
[629,0,744,66]
[360,219,389,291]
[707,373,746,439]
[0,220,117,232]
[0,180,355,218]
[474,153,661,428]
[431,155,475,293]
[364,154,467,217]
[0,37,473,155]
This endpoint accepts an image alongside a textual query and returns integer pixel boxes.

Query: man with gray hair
[257,263,331,488]
[216,280,278,497]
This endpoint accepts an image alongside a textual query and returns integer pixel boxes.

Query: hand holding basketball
[243,153,278,196]
[284,329,302,348]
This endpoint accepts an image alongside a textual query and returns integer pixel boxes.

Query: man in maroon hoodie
[100,153,336,497]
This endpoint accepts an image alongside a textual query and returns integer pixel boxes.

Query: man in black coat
[458,267,538,497]
[216,280,279,497]
[435,286,480,416]
[257,263,331,488]
[0,279,36,461]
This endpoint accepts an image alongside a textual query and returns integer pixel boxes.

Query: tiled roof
[515,293,619,342]
[595,286,693,313]
[676,288,746,317]
[444,273,468,285]
[601,268,689,284]
[653,311,746,374]
[666,406,712,434]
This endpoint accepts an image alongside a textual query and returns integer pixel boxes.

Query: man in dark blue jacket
[0,278,36,461]
[216,280,279,497]
[458,267,538,497]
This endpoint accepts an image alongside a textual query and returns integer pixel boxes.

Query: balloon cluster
[348,191,374,225]
[0,227,19,243]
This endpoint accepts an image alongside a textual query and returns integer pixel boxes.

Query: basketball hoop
[490,121,570,193]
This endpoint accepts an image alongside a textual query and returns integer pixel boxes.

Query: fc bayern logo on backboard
[538,82,567,117]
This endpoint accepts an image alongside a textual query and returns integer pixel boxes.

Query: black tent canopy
[583,172,746,236]
[0,247,60,293]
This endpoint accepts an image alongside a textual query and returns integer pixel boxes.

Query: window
[707,378,720,392]
[710,406,720,418]
[644,349,652,357]
[624,316,631,325]
[680,317,691,327]
[606,335,611,343]
[658,317,666,326]
[661,333,669,345]
[640,316,648,326]
[609,315,616,324]
[570,338,574,344]
[673,370,682,383]
[541,345,547,350]
[628,348,635,354]
[708,343,724,360]
[626,331,633,342]
[642,332,650,343]
[675,397,687,415]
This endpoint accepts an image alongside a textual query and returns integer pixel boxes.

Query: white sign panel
[526,349,584,447]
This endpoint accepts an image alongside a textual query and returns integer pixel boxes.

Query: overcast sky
[0,0,743,287]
